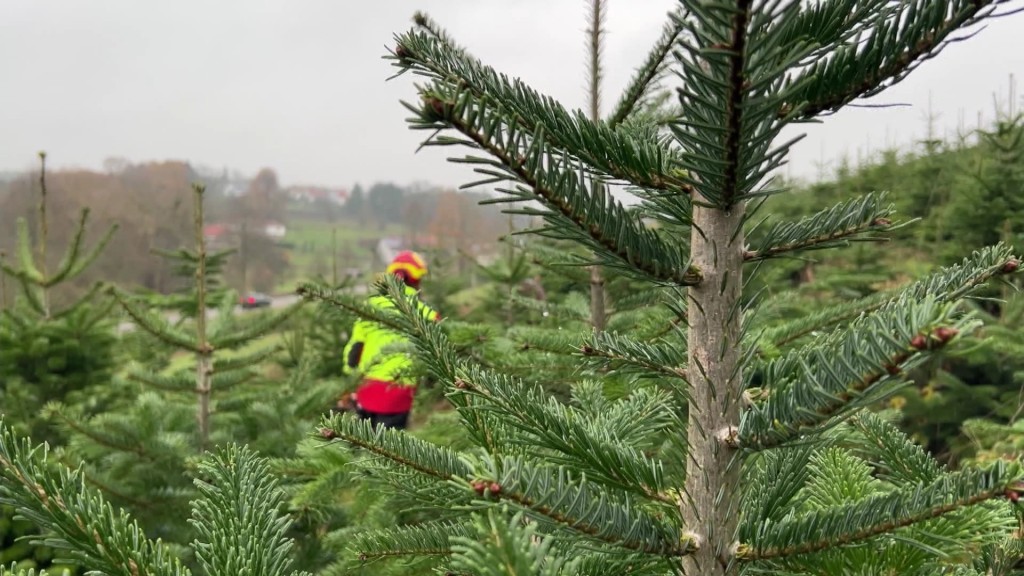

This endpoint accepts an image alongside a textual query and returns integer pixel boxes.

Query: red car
[240,292,272,309]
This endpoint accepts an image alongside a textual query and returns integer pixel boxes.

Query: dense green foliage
[0,155,119,445]
[293,4,1024,575]
[4,3,1024,574]
[24,188,322,568]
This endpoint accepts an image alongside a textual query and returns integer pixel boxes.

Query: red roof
[204,224,228,237]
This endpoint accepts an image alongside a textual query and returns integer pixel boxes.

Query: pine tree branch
[510,326,585,356]
[12,218,44,284]
[368,277,510,457]
[742,298,971,449]
[593,387,683,450]
[111,288,198,351]
[44,403,156,461]
[318,413,471,482]
[123,369,195,393]
[743,193,897,261]
[456,365,675,505]
[782,0,1009,120]
[60,459,155,510]
[376,280,678,504]
[765,0,896,66]
[43,209,118,288]
[208,369,258,393]
[608,8,688,127]
[849,412,943,485]
[606,285,669,315]
[41,208,90,286]
[448,511,575,576]
[721,0,754,208]
[297,283,407,335]
[190,444,309,576]
[0,419,191,576]
[14,275,47,316]
[754,291,891,353]
[208,301,303,349]
[669,0,801,211]
[213,345,280,372]
[740,444,818,538]
[754,244,1020,352]
[51,282,111,322]
[353,520,470,561]
[736,461,1023,561]
[580,330,689,384]
[903,243,1020,301]
[569,550,673,576]
[408,92,701,286]
[412,11,471,58]
[483,455,693,557]
[123,367,257,395]
[391,30,694,197]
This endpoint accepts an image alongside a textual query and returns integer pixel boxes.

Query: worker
[340,250,440,429]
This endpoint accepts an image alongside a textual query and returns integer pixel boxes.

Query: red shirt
[356,379,416,414]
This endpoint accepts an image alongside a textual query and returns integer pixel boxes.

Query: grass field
[277,219,405,292]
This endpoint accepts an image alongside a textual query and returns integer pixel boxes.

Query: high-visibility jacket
[343,284,439,414]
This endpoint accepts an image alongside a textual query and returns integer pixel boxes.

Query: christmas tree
[298,2,1024,574]
[2,2,1024,575]
[0,153,118,445]
[39,185,317,561]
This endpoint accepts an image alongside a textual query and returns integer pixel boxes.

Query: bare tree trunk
[37,152,50,319]
[193,185,213,452]
[683,201,745,576]
[0,251,7,311]
[332,226,338,286]
[506,212,516,326]
[587,0,607,332]
[239,218,248,292]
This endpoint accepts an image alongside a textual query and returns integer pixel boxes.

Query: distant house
[221,181,248,198]
[204,221,285,245]
[286,185,349,206]
[376,236,404,265]
[204,224,229,243]
[263,221,286,239]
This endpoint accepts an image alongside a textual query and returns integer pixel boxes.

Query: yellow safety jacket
[343,285,439,387]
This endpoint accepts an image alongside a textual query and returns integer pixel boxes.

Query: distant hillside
[764,110,1024,270]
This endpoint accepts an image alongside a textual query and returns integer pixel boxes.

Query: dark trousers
[356,407,409,430]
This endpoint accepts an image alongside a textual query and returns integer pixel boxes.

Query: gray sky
[2,1,1023,189]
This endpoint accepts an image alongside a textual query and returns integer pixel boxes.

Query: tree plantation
[3,1,1024,575]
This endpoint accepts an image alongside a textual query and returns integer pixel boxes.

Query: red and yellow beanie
[386,250,429,283]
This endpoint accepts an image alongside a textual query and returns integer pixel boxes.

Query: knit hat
[386,250,429,283]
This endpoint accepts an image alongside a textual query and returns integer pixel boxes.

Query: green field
[277,219,405,292]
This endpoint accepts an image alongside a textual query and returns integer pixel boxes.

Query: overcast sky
[2,1,1023,189]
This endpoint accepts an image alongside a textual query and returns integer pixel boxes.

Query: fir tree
[297,3,1024,575]
[586,0,609,332]
[39,185,317,558]
[942,109,1024,264]
[4,3,1024,575]
[0,152,118,444]
[0,418,311,576]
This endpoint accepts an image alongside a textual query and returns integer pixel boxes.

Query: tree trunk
[332,226,338,286]
[587,0,607,333]
[239,218,248,292]
[193,186,213,453]
[683,200,745,575]
[589,262,606,331]
[37,152,51,319]
[0,255,6,311]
